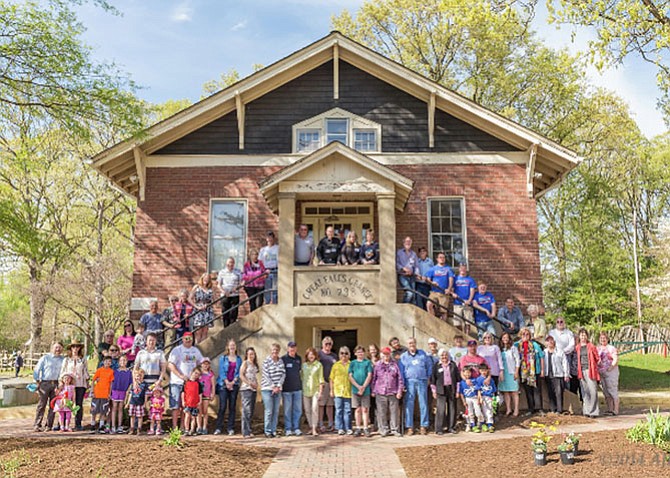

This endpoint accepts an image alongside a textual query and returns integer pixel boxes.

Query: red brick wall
[391,163,543,309]
[133,166,281,307]
[133,162,542,311]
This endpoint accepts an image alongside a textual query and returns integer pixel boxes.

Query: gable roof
[259,141,414,213]
[92,31,580,198]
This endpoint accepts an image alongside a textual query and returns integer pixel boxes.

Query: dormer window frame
[292,107,382,153]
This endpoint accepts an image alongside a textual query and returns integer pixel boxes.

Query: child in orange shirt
[90,356,115,434]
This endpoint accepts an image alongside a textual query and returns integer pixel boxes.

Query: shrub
[626,408,670,452]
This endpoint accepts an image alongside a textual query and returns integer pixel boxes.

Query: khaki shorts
[428,292,449,310]
[453,304,473,327]
[351,393,370,409]
[318,382,335,406]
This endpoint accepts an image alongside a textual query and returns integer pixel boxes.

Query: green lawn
[618,353,670,391]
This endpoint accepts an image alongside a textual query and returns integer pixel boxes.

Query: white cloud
[170,2,193,23]
[231,20,247,31]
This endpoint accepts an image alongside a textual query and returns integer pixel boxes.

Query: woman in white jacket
[542,335,570,414]
[498,332,520,416]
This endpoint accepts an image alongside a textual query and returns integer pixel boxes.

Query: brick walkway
[0,412,651,478]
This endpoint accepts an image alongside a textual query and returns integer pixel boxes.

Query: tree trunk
[28,262,47,355]
[93,202,105,345]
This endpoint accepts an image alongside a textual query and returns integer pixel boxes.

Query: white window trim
[207,198,248,273]
[426,196,468,267]
[292,107,382,153]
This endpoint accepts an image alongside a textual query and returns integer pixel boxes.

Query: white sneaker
[285,430,293,436]
[294,429,303,436]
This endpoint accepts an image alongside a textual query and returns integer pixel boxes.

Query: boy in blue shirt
[457,367,484,432]
[475,363,497,432]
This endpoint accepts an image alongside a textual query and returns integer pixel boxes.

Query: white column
[277,192,296,307]
[377,193,397,306]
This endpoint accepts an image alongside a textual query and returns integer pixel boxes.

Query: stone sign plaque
[295,269,379,306]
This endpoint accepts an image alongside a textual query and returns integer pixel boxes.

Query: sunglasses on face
[340,352,349,355]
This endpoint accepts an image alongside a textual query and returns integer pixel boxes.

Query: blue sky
[76,0,665,138]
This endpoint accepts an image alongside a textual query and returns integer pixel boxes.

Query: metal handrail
[165,270,271,332]
[163,284,275,351]
[403,286,501,340]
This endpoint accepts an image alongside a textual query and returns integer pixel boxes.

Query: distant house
[92,32,578,357]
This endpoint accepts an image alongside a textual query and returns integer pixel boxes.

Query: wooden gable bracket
[333,42,340,100]
[428,91,436,148]
[132,145,147,201]
[526,143,538,198]
[235,91,245,150]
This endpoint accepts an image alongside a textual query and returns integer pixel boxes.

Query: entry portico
[257,140,419,349]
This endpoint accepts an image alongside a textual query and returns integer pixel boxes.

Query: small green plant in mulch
[162,427,186,449]
[626,408,670,452]
[1,449,33,478]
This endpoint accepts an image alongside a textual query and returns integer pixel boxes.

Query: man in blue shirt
[424,252,454,322]
[396,236,419,304]
[473,282,497,340]
[451,263,477,335]
[33,342,65,431]
[399,337,433,435]
[415,247,434,311]
[498,297,525,337]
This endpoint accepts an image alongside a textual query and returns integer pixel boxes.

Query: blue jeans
[476,320,497,341]
[282,390,303,433]
[261,390,281,435]
[216,384,239,432]
[405,379,429,428]
[264,269,278,304]
[334,396,352,431]
[415,282,431,310]
[398,275,416,304]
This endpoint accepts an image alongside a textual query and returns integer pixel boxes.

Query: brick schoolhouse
[92,31,579,359]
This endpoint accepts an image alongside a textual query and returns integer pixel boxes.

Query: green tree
[547,0,670,121]
[0,1,144,138]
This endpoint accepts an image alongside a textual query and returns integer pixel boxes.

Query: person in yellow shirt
[329,346,352,435]
[301,347,324,436]
[90,356,115,433]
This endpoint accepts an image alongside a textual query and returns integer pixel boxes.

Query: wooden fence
[0,351,48,372]
[605,324,670,356]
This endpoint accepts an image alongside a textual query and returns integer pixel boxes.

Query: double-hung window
[208,199,247,272]
[428,198,466,268]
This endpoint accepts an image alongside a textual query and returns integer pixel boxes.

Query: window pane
[428,199,465,268]
[209,201,246,272]
[297,129,320,152]
[326,119,348,144]
[354,130,377,152]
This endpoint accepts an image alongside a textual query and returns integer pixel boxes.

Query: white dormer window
[293,108,382,153]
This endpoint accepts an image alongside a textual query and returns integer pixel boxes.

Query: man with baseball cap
[281,341,303,435]
[167,331,203,430]
[371,347,404,437]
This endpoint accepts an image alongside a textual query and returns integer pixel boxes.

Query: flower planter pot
[573,443,579,455]
[534,451,547,466]
[560,451,575,465]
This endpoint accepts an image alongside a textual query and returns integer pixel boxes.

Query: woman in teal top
[301,347,324,436]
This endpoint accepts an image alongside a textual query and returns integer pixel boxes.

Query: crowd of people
[27,225,624,436]
[31,317,620,436]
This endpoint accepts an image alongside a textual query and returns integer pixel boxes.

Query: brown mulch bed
[490,412,593,430]
[397,429,670,478]
[0,438,278,477]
